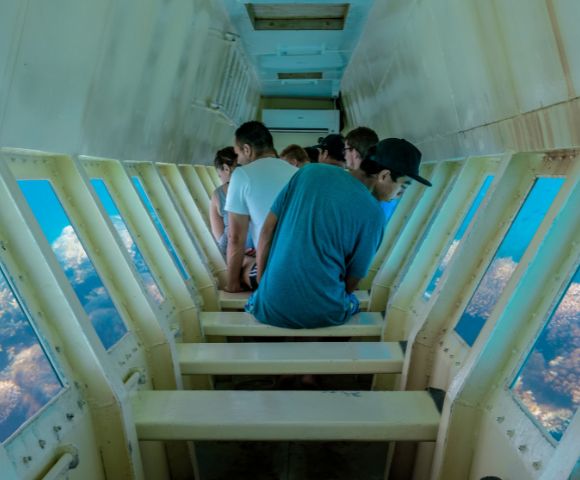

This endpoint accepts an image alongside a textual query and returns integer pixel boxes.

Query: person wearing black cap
[244,138,431,329]
[313,134,346,167]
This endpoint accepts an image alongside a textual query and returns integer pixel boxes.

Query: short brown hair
[280,144,309,165]
[214,146,237,169]
[345,127,379,160]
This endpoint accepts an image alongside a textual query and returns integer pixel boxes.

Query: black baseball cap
[362,138,432,186]
[313,134,345,162]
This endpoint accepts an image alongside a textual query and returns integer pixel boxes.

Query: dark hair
[214,146,237,169]
[280,144,309,164]
[345,127,379,159]
[304,146,319,163]
[235,121,274,156]
[359,145,404,181]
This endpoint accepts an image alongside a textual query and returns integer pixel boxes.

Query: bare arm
[225,212,250,292]
[345,276,361,294]
[209,192,225,241]
[256,212,278,283]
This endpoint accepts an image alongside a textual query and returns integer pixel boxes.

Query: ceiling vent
[277,72,323,80]
[246,3,350,31]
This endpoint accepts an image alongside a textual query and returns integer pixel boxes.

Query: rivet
[22,456,32,464]
[125,353,131,360]
[507,429,515,437]
[518,445,528,453]
[443,348,449,352]
[532,461,542,470]
[449,354,455,358]
[66,413,74,421]
[496,416,505,423]
[455,361,461,366]
[38,439,46,449]
[77,400,85,409]
[55,346,61,353]
[53,425,62,433]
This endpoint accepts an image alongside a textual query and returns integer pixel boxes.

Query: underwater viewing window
[511,265,579,442]
[454,177,565,346]
[0,264,63,443]
[131,176,189,280]
[90,179,164,305]
[18,180,128,350]
[424,176,494,300]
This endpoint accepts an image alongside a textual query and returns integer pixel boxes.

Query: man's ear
[223,164,231,174]
[377,169,391,183]
[243,144,253,159]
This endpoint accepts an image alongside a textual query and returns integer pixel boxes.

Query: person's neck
[350,170,379,200]
[252,151,276,162]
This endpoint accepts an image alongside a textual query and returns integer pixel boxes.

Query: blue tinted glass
[512,266,579,442]
[0,266,63,443]
[455,177,565,346]
[131,176,189,279]
[90,179,164,305]
[18,180,127,350]
[381,199,398,223]
[424,176,494,300]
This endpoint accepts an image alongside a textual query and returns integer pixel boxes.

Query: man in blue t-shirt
[246,138,432,329]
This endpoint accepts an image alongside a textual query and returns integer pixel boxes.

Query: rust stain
[542,108,555,148]
[545,0,576,98]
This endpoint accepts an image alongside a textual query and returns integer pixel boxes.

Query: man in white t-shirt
[224,121,297,292]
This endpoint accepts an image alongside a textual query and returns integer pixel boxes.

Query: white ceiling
[220,0,375,98]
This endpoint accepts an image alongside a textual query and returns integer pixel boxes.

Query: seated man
[344,126,378,171]
[225,121,297,292]
[280,144,310,168]
[313,134,346,167]
[246,138,432,328]
[344,126,401,222]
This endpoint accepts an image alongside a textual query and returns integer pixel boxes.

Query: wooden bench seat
[218,290,370,310]
[200,311,384,337]
[176,341,404,375]
[132,390,441,441]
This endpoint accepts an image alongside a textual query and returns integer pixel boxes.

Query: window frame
[2,150,177,371]
[154,162,227,288]
[384,154,506,342]
[403,150,579,392]
[369,158,463,312]
[123,161,221,311]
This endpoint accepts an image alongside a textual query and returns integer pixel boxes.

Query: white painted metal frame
[178,165,212,228]
[193,165,216,198]
[0,150,145,479]
[368,159,464,312]
[383,154,508,342]
[430,150,580,480]
[2,149,182,391]
[388,150,580,480]
[155,162,228,287]
[123,161,221,311]
[79,156,204,342]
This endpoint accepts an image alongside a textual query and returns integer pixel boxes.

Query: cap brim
[408,173,432,186]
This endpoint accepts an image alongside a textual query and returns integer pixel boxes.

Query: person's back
[248,163,385,328]
[227,157,297,245]
[248,137,432,328]
[224,120,297,292]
